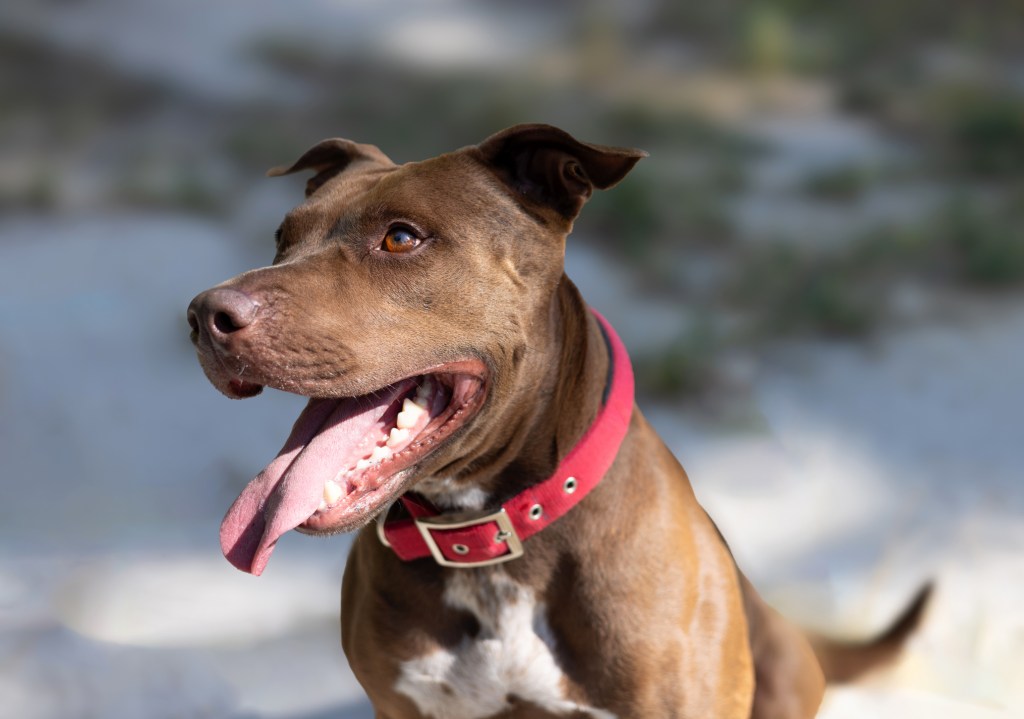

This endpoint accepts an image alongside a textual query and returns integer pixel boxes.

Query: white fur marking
[395,571,615,719]
[416,476,490,511]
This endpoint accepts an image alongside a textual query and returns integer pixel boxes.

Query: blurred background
[1,1,1022,717]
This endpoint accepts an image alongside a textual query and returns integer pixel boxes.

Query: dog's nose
[188,288,260,346]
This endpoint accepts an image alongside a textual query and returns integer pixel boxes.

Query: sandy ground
[1,213,1021,718]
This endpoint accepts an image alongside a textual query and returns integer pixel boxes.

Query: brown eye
[382,226,422,253]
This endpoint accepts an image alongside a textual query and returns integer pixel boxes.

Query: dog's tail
[809,582,933,684]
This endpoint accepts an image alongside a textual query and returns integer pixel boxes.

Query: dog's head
[187,124,644,574]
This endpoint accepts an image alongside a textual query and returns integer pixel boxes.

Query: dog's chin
[192,352,263,399]
[227,377,264,398]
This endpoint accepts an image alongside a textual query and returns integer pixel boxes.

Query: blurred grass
[730,244,881,338]
[632,318,721,398]
[941,196,1024,285]
[933,88,1024,178]
[729,191,1024,341]
[111,165,227,216]
[800,165,875,202]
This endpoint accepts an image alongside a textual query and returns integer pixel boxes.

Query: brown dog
[188,125,928,718]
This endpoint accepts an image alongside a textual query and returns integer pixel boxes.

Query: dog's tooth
[371,445,392,462]
[323,480,342,506]
[356,458,371,470]
[387,427,410,447]
[396,398,425,429]
[416,379,433,401]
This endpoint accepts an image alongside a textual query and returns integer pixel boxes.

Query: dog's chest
[394,570,614,719]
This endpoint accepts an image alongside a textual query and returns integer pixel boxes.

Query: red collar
[376,309,635,568]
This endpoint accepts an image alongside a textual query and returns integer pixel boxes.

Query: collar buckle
[414,508,524,568]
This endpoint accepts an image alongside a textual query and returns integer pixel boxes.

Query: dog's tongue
[220,382,411,575]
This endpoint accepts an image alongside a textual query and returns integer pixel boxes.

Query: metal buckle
[414,508,524,568]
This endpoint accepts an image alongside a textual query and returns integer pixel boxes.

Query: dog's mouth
[219,361,487,575]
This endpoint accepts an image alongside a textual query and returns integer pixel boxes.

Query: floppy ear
[474,124,647,221]
[267,138,393,197]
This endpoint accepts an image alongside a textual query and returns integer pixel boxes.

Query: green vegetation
[730,245,880,338]
[800,165,874,201]
[940,198,1024,285]
[112,164,228,216]
[934,89,1024,178]
[633,320,720,397]
[728,191,1024,343]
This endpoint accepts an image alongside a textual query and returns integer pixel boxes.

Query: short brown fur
[188,125,928,718]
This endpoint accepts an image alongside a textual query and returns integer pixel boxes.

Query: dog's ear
[267,139,393,197]
[474,124,647,221]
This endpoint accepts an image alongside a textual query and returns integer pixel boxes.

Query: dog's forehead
[332,162,396,196]
[282,164,392,230]
[369,152,510,213]
[284,151,521,235]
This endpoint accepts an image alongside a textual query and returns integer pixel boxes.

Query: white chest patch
[395,571,615,719]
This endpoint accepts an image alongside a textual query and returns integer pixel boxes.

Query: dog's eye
[382,226,422,254]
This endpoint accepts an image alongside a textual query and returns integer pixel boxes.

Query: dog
[187,124,929,718]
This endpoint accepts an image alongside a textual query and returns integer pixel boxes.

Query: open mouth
[219,362,487,575]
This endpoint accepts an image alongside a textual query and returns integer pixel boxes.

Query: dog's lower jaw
[296,466,419,537]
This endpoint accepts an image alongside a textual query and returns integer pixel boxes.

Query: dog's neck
[544,275,611,473]
[416,275,609,512]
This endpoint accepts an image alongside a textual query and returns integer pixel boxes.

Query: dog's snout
[188,288,260,346]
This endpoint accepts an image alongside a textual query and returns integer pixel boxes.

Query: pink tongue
[220,381,413,575]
